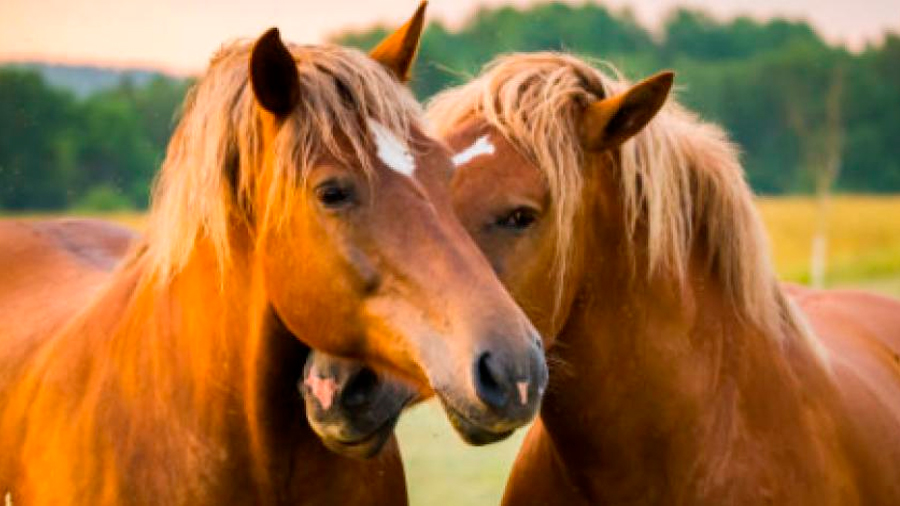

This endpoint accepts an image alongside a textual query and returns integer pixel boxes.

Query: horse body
[0,219,134,467]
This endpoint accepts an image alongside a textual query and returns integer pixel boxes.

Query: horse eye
[496,207,538,231]
[315,180,356,209]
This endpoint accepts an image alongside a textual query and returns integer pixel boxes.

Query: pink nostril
[305,375,338,411]
[517,381,528,405]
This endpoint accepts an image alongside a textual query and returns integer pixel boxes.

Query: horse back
[0,219,134,344]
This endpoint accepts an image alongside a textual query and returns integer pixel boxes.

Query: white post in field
[788,67,843,290]
[810,189,830,289]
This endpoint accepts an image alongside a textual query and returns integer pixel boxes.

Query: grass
[758,195,900,287]
[4,195,900,504]
[397,403,527,505]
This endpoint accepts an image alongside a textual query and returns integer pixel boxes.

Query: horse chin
[442,402,515,446]
[317,414,400,460]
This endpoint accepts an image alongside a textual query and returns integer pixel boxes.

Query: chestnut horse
[0,9,547,503]
[436,52,900,505]
[305,52,900,504]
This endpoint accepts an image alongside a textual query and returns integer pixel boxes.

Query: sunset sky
[1,0,897,74]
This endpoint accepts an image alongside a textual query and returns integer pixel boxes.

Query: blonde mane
[428,52,793,337]
[144,39,423,283]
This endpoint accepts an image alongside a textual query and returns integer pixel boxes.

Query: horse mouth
[442,402,515,446]
[318,413,401,459]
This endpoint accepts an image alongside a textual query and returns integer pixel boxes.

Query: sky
[1,0,897,75]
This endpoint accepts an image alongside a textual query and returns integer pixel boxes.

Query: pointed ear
[580,71,674,151]
[250,28,300,116]
[369,1,428,82]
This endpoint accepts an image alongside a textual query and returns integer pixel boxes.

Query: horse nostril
[474,352,509,410]
[341,367,379,409]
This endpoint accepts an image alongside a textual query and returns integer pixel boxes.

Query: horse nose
[474,351,510,409]
[340,366,379,410]
[473,335,547,413]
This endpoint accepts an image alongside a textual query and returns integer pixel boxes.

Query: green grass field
[6,195,900,504]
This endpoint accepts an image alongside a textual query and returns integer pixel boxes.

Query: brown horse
[0,8,547,503]
[435,52,900,505]
[305,52,900,504]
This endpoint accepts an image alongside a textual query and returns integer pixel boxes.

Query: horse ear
[250,28,300,117]
[580,71,674,152]
[369,1,428,82]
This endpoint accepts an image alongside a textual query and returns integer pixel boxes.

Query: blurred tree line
[1,2,899,210]
[0,71,188,210]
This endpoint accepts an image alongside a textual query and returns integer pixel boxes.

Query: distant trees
[337,3,900,197]
[1,2,899,210]
[0,70,79,209]
[0,69,187,210]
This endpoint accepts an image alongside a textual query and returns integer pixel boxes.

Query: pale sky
[1,0,897,75]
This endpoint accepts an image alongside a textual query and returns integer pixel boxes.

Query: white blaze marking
[452,135,496,167]
[5,492,11,506]
[367,119,415,177]
[517,381,529,405]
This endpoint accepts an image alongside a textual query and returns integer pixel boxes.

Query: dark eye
[315,180,355,209]
[495,207,538,230]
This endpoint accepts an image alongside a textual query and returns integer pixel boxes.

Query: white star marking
[367,119,416,177]
[452,135,496,167]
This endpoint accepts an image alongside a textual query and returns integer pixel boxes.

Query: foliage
[1,2,899,210]
[73,184,134,212]
[0,70,79,209]
[0,69,187,210]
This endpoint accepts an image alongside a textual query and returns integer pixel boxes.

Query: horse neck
[17,231,304,502]
[541,213,839,498]
[144,235,312,498]
[123,236,261,413]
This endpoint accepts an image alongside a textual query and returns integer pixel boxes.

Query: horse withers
[0,6,546,504]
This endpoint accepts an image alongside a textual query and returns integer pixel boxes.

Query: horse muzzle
[301,352,417,459]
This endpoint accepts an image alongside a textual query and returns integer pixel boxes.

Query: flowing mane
[428,52,796,337]
[145,40,423,283]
